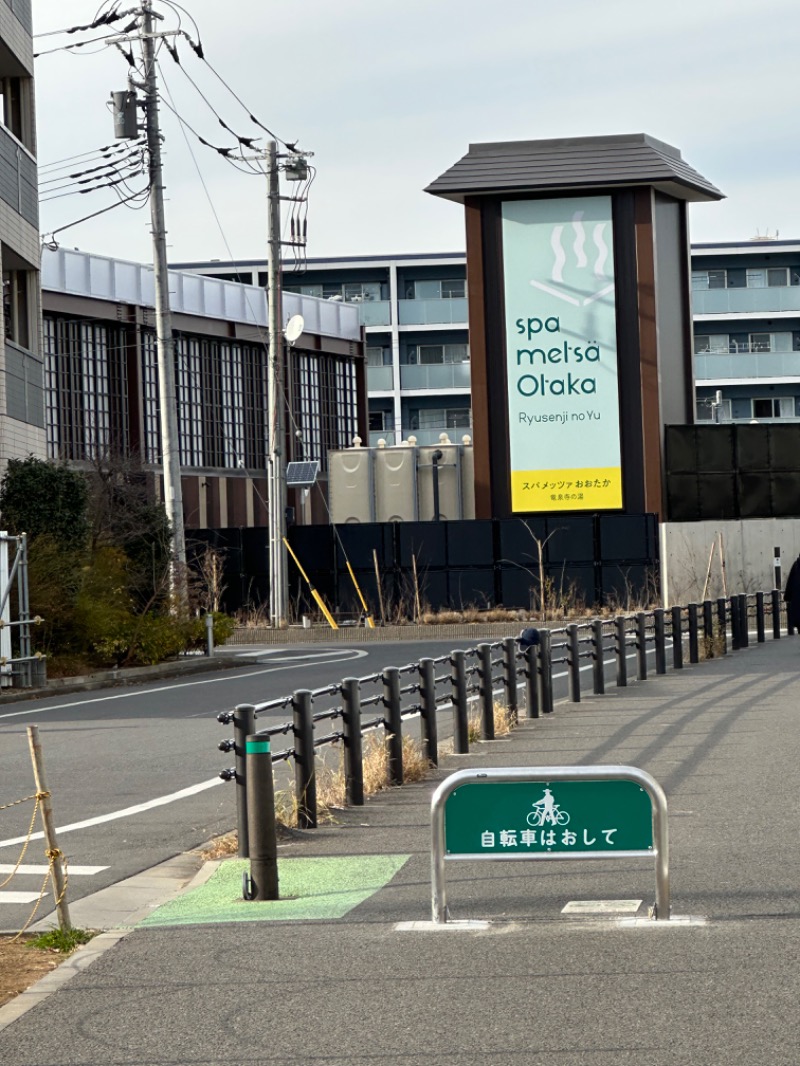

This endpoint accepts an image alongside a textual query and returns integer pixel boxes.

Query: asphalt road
[0,634,657,931]
[0,640,471,930]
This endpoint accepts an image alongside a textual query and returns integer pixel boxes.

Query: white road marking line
[0,864,108,875]
[0,891,41,903]
[0,649,369,722]
[0,777,223,850]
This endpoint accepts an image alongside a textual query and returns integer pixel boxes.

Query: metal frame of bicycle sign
[430,765,670,923]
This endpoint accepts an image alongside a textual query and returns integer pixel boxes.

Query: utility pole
[140,0,187,605]
[267,140,287,627]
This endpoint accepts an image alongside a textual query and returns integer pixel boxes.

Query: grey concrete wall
[660,518,800,604]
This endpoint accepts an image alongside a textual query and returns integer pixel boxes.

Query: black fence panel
[666,423,800,520]
[190,513,660,616]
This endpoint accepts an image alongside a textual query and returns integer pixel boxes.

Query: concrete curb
[228,621,530,645]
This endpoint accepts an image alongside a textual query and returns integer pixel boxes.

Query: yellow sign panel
[511,468,623,512]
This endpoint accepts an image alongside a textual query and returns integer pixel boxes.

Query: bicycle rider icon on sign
[526,787,571,827]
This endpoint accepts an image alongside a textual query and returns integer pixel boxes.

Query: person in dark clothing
[784,554,800,635]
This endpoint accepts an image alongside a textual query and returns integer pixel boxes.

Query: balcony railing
[0,123,36,227]
[400,426,472,446]
[357,300,392,327]
[399,363,471,390]
[366,365,394,392]
[692,287,800,315]
[695,351,800,380]
[398,297,468,325]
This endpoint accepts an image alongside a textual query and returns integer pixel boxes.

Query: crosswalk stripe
[0,891,41,903]
[0,864,108,876]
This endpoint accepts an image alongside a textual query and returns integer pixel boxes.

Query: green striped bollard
[243,733,279,901]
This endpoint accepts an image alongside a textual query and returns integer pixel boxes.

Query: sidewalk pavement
[1,633,800,1063]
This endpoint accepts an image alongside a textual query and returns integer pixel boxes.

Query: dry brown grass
[467,700,515,743]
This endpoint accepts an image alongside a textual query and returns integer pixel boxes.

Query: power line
[34,33,127,58]
[156,66,265,177]
[39,141,142,173]
[41,185,151,249]
[162,41,261,151]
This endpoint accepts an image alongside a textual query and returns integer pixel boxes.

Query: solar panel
[285,460,320,487]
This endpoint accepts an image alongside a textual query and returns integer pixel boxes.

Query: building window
[752,397,795,419]
[691,269,726,290]
[409,407,471,431]
[286,281,382,303]
[2,269,30,349]
[366,346,391,367]
[43,316,129,461]
[414,343,469,365]
[694,334,729,353]
[768,268,789,287]
[369,411,387,431]
[405,279,465,300]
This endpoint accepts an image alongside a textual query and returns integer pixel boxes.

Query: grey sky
[35,0,800,265]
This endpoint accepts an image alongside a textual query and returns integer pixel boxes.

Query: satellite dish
[284,314,305,345]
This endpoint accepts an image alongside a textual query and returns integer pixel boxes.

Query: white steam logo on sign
[530,211,614,308]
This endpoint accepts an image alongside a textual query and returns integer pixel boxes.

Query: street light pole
[141,0,187,606]
[266,140,287,627]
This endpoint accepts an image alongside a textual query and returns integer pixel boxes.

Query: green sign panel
[444,780,653,856]
[501,196,623,514]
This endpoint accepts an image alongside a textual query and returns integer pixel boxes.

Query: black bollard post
[450,650,469,753]
[477,643,495,739]
[740,594,749,648]
[756,591,765,644]
[502,637,519,722]
[688,603,699,663]
[524,644,540,718]
[383,667,404,786]
[703,600,714,654]
[341,677,364,806]
[567,624,581,703]
[716,598,728,655]
[654,608,666,675]
[772,588,781,640]
[592,618,605,695]
[538,629,554,714]
[615,616,627,687]
[671,605,683,670]
[292,689,317,829]
[636,613,648,681]
[418,658,438,765]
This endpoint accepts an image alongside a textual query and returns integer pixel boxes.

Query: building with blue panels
[691,239,800,423]
[175,237,800,449]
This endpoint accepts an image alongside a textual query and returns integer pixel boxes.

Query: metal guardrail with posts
[218,590,784,860]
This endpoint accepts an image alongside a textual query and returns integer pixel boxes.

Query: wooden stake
[701,538,717,602]
[718,532,728,598]
[27,725,71,931]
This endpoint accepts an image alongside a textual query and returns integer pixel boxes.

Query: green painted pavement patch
[139,855,410,927]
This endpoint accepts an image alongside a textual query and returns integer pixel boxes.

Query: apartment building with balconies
[177,238,800,446]
[0,0,41,468]
[692,239,800,423]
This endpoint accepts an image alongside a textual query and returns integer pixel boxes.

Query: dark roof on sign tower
[425,133,724,204]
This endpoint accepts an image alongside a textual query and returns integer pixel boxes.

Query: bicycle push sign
[430,765,670,922]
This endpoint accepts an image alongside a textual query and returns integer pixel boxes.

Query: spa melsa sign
[501,196,623,513]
